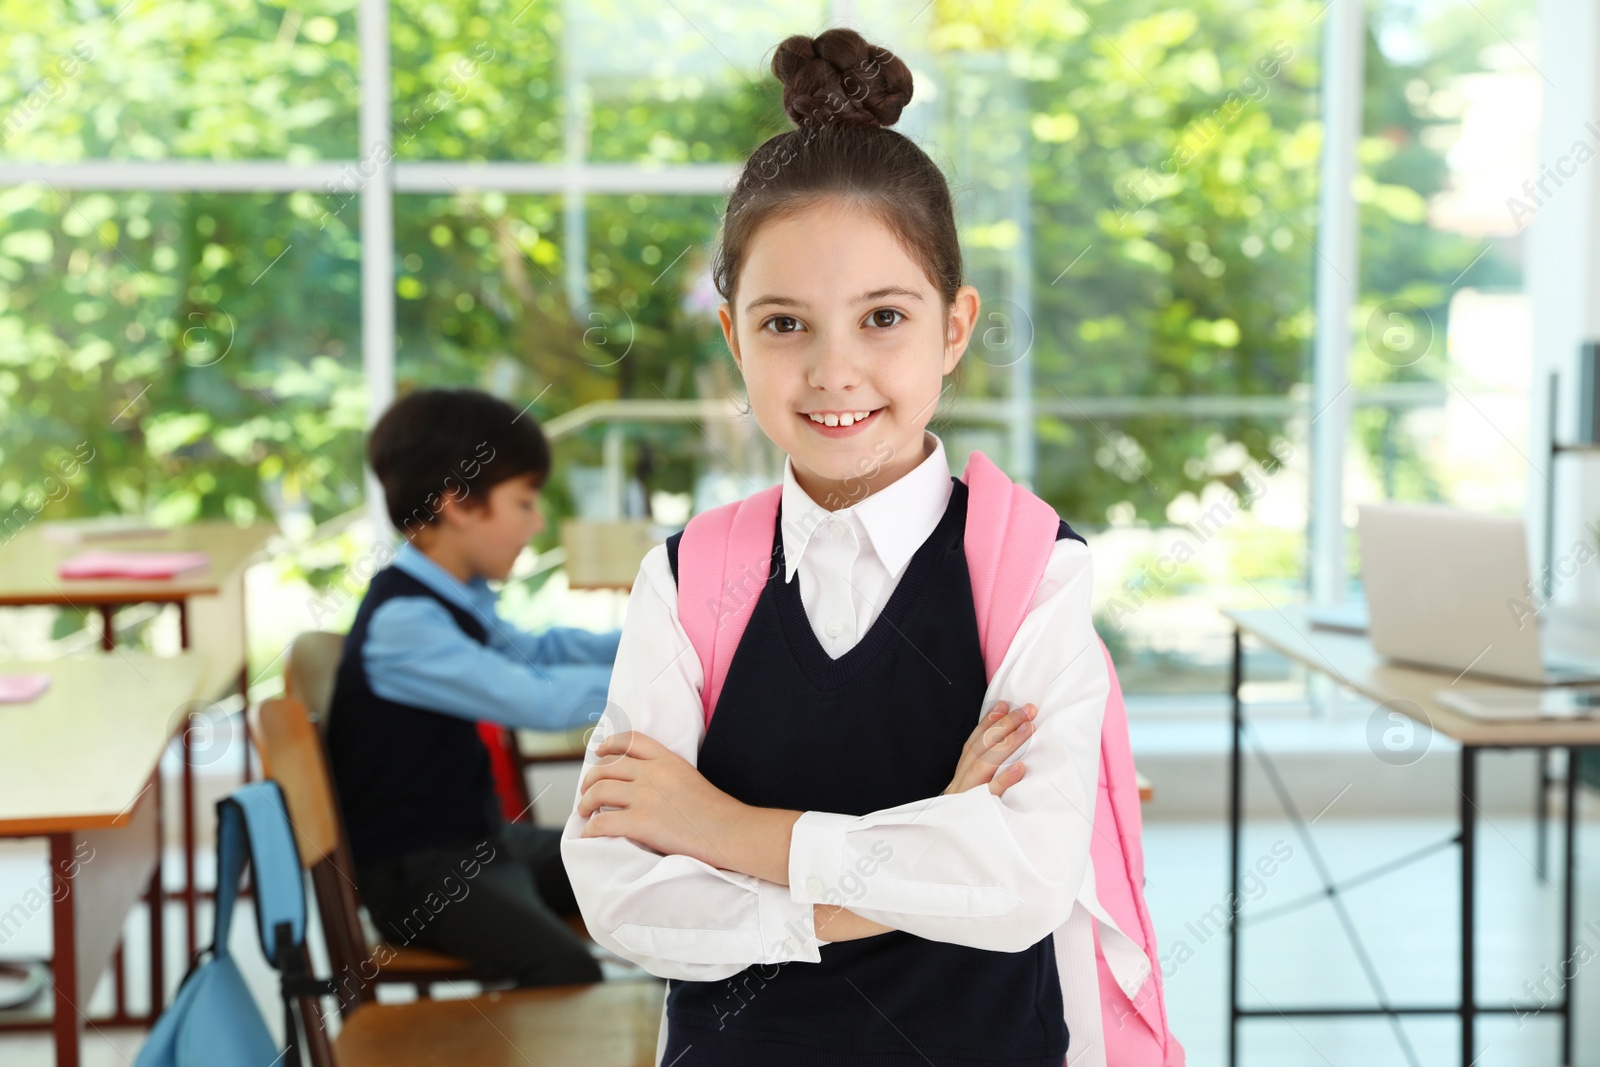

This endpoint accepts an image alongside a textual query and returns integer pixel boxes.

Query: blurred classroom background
[2,0,1598,1065]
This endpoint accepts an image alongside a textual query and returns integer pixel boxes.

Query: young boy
[326,387,616,988]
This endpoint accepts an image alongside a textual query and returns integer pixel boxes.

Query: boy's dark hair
[367,388,550,534]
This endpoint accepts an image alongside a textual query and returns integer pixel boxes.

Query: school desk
[1223,605,1600,1067]
[0,519,276,963]
[0,652,209,1067]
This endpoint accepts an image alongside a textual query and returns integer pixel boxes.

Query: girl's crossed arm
[777,536,1109,954]
[567,536,1108,965]
[560,541,1048,978]
[580,699,1041,946]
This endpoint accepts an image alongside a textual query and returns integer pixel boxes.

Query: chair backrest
[254,697,341,869]
[253,695,376,1011]
[284,631,345,729]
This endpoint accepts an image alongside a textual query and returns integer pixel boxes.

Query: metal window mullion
[394,161,739,194]
[1309,0,1364,608]
[359,0,395,538]
[0,160,742,193]
[0,161,352,189]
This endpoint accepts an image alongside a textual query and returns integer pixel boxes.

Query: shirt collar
[391,540,497,619]
[779,430,953,583]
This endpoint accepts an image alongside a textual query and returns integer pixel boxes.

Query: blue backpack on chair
[136,781,334,1067]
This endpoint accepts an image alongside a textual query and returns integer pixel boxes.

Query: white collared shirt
[777,431,953,658]
[560,430,1127,1067]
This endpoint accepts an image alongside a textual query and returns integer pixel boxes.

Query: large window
[1,0,1538,705]
[1348,0,1539,519]
[2,1,359,160]
[0,187,363,525]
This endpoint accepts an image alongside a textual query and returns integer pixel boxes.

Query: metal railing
[299,383,1450,543]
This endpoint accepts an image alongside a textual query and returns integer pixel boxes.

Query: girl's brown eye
[765,316,800,334]
[868,308,904,328]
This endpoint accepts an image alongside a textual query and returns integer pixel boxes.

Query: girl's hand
[944,700,1036,797]
[813,902,896,943]
[576,730,742,869]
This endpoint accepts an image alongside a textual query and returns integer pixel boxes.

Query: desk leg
[1460,745,1476,1067]
[240,690,254,783]
[49,834,81,1067]
[1537,750,1551,882]
[1227,625,1243,1067]
[180,723,196,962]
[177,600,197,964]
[150,765,165,1017]
[236,581,253,784]
[111,945,126,1021]
[1561,746,1578,1066]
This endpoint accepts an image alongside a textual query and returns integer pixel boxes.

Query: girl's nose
[806,337,863,393]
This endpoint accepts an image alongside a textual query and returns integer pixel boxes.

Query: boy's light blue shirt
[362,541,622,732]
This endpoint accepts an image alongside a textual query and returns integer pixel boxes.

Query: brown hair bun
[771,28,913,130]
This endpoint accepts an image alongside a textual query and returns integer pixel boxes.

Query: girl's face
[718,200,980,510]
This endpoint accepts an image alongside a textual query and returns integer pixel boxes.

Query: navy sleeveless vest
[659,477,1084,1067]
[326,566,501,869]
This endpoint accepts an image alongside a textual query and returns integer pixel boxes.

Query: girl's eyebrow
[743,286,925,313]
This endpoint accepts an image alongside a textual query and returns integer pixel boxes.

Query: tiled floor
[1,812,1595,1066]
[1145,814,1600,1066]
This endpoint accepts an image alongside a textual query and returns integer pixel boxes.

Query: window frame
[0,0,1370,604]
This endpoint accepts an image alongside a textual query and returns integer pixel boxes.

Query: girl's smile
[718,199,980,509]
[799,404,886,437]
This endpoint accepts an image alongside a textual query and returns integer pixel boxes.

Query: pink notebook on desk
[0,673,51,704]
[57,550,209,579]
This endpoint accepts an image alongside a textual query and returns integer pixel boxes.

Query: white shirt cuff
[787,809,859,905]
[760,876,825,963]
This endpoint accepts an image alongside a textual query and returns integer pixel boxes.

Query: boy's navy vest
[659,477,1083,1067]
[326,566,500,870]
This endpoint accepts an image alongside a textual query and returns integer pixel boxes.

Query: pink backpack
[675,449,1183,1066]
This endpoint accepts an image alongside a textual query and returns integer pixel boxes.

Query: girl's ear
[943,284,981,374]
[718,300,742,372]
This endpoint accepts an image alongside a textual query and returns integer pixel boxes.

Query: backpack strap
[216,782,307,964]
[959,450,1060,680]
[209,791,249,965]
[1089,641,1175,1058]
[216,781,336,1067]
[959,452,1173,1054]
[675,483,782,729]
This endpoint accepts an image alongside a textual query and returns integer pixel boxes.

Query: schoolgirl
[561,27,1175,1067]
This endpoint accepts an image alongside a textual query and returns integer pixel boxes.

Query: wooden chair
[309,980,666,1067]
[1136,771,1154,804]
[250,696,667,1066]
[251,694,577,1008]
[284,630,346,727]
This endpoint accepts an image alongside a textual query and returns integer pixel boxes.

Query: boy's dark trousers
[357,822,604,988]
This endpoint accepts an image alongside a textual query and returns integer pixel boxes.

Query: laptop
[1434,685,1600,721]
[1356,502,1600,685]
